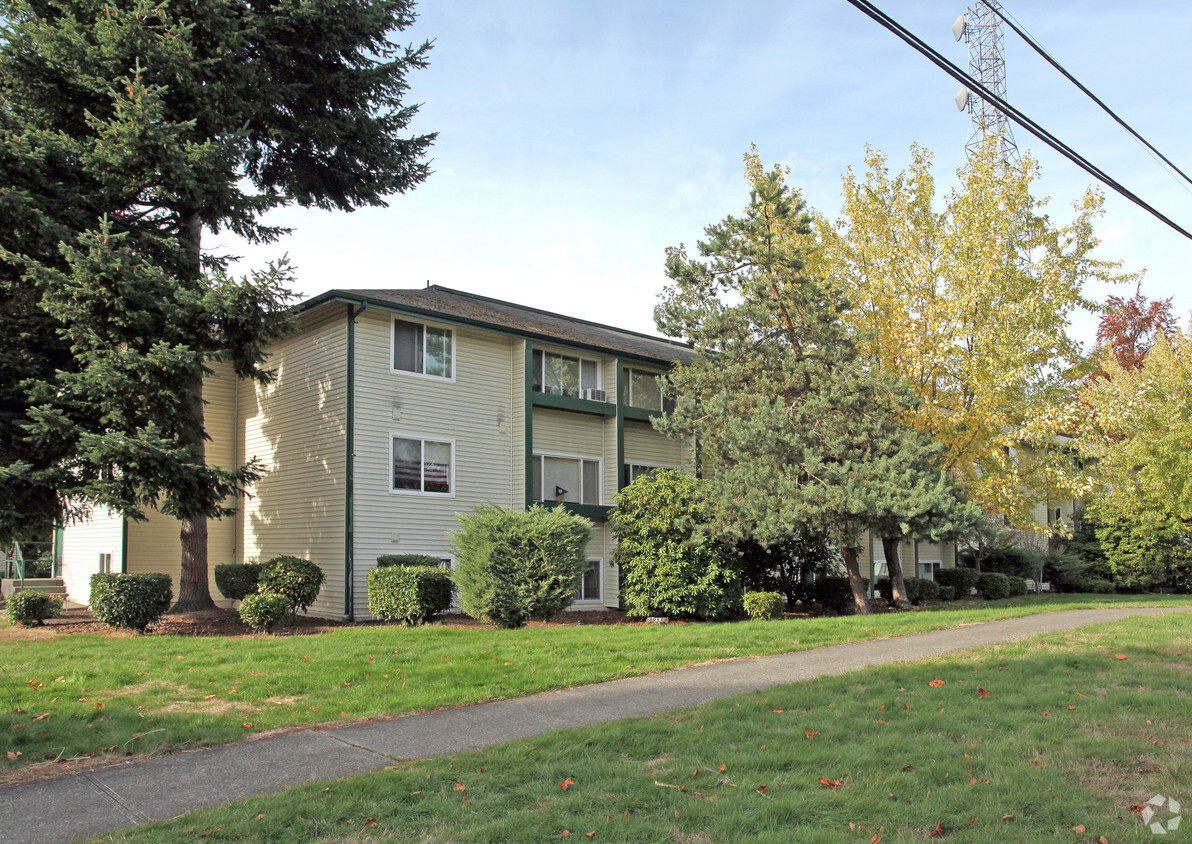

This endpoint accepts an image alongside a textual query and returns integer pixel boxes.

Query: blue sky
[218,1,1192,349]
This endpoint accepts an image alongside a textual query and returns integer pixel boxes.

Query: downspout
[868,529,875,597]
[120,516,128,573]
[344,302,367,620]
[524,340,535,510]
[614,358,625,492]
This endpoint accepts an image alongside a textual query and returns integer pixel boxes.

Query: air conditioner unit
[580,388,607,402]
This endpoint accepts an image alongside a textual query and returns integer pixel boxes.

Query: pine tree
[0,1,435,607]
[656,152,974,614]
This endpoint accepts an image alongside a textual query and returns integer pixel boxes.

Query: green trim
[300,291,690,368]
[344,303,366,620]
[120,516,128,573]
[524,340,535,511]
[52,524,63,579]
[537,501,613,521]
[868,529,875,598]
[913,540,920,579]
[621,405,662,422]
[531,392,616,416]
[615,358,625,493]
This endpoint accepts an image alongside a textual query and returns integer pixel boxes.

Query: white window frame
[391,316,456,382]
[531,452,602,505]
[532,347,602,398]
[623,366,673,412]
[577,557,603,603]
[623,461,672,487]
[389,433,456,497]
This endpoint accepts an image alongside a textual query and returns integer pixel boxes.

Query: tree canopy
[0,0,435,605]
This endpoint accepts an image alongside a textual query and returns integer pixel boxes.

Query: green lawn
[2,593,1190,780]
[87,609,1192,843]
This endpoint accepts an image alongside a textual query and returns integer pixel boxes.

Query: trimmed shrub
[874,576,939,604]
[376,554,443,568]
[452,504,592,629]
[743,591,785,620]
[1006,576,1029,597]
[6,590,63,626]
[89,573,172,632]
[214,563,264,601]
[610,470,742,621]
[975,572,1012,600]
[367,565,453,625]
[809,575,869,615]
[937,584,957,602]
[238,592,289,632]
[259,556,325,622]
[936,567,978,597]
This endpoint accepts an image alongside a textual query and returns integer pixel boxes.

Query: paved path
[3,606,1189,844]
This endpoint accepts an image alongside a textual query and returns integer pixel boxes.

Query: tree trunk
[882,534,913,610]
[172,208,215,612]
[840,547,871,615]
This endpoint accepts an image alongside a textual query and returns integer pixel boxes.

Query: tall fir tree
[0,0,435,608]
[656,153,973,614]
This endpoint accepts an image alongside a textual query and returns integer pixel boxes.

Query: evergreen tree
[0,1,435,607]
[656,152,973,614]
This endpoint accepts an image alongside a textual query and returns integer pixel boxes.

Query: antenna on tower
[953,1,1017,164]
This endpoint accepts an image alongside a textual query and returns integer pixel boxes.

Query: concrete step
[1,578,66,599]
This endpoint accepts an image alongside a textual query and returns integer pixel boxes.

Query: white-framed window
[623,462,672,487]
[532,453,601,505]
[392,317,454,380]
[98,553,112,573]
[532,348,601,398]
[390,434,455,496]
[578,558,602,602]
[623,366,675,412]
[916,561,941,581]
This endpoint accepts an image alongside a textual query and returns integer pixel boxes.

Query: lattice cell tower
[953,1,1018,163]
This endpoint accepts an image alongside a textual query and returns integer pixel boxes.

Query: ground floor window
[391,435,454,495]
[532,453,600,504]
[916,561,941,581]
[578,558,602,602]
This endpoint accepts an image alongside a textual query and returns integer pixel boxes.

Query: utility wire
[842,0,1192,243]
[983,0,1192,194]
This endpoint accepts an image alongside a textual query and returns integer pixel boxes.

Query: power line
[983,0,1192,194]
[841,0,1192,243]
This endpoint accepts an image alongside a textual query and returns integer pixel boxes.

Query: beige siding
[351,311,517,618]
[511,339,527,506]
[60,508,124,604]
[533,408,605,463]
[239,305,348,618]
[623,419,684,468]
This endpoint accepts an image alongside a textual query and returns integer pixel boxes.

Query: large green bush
[376,554,443,568]
[259,556,325,622]
[89,573,172,632]
[6,590,62,626]
[452,504,591,629]
[875,576,940,605]
[742,591,784,620]
[610,470,742,621]
[735,530,841,605]
[214,563,264,600]
[975,572,1012,600]
[367,565,453,625]
[935,567,978,598]
[808,575,869,615]
[238,592,289,632]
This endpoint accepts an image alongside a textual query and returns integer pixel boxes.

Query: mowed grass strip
[2,593,1189,779]
[91,611,1192,844]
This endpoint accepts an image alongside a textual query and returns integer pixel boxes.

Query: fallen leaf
[717,764,727,773]
[872,835,882,843]
[928,679,945,687]
[817,777,842,789]
[1073,825,1086,833]
[804,730,819,739]
[254,814,267,820]
[1114,655,1127,660]
[6,751,21,760]
[559,831,570,838]
[978,688,990,698]
[929,821,944,837]
[772,708,784,713]
[876,719,889,725]
[584,834,596,839]
[560,777,575,791]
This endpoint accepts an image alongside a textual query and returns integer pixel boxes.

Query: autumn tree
[1081,324,1192,590]
[816,139,1132,558]
[1094,284,1177,373]
[655,154,974,614]
[0,1,434,608]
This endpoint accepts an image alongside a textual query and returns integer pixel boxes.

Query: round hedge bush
[238,592,290,632]
[367,565,453,625]
[214,563,264,601]
[259,556,325,621]
[743,591,785,620]
[89,573,172,632]
[936,567,979,598]
[975,571,1012,600]
[6,590,63,626]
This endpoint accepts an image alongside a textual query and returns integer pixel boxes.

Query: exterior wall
[239,305,348,618]
[623,419,684,469]
[351,310,518,618]
[60,508,124,604]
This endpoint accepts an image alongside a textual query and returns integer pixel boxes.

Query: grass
[2,593,1190,781]
[86,610,1192,843]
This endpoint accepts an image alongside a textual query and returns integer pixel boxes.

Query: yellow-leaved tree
[813,139,1134,574]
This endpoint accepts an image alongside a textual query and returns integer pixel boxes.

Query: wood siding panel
[623,419,684,468]
[60,509,123,605]
[239,306,348,618]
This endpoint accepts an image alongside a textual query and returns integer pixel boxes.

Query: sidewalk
[3,606,1188,844]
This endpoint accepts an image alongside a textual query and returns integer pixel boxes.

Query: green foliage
[960,544,1038,581]
[975,572,1013,601]
[875,576,940,604]
[214,564,264,601]
[238,592,290,633]
[1044,549,1115,594]
[89,573,172,632]
[1006,576,1029,597]
[736,531,841,605]
[5,590,63,626]
[809,576,869,615]
[367,566,453,625]
[452,505,591,629]
[742,592,784,620]
[610,471,742,621]
[1094,512,1190,593]
[376,554,444,568]
[938,584,958,602]
[259,556,325,622]
[935,567,978,597]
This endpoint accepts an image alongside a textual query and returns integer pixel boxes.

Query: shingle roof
[311,285,699,365]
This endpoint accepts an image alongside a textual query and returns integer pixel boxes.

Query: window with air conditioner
[532,454,601,505]
[532,349,600,398]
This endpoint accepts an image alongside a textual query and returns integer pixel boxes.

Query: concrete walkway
[3,606,1189,844]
